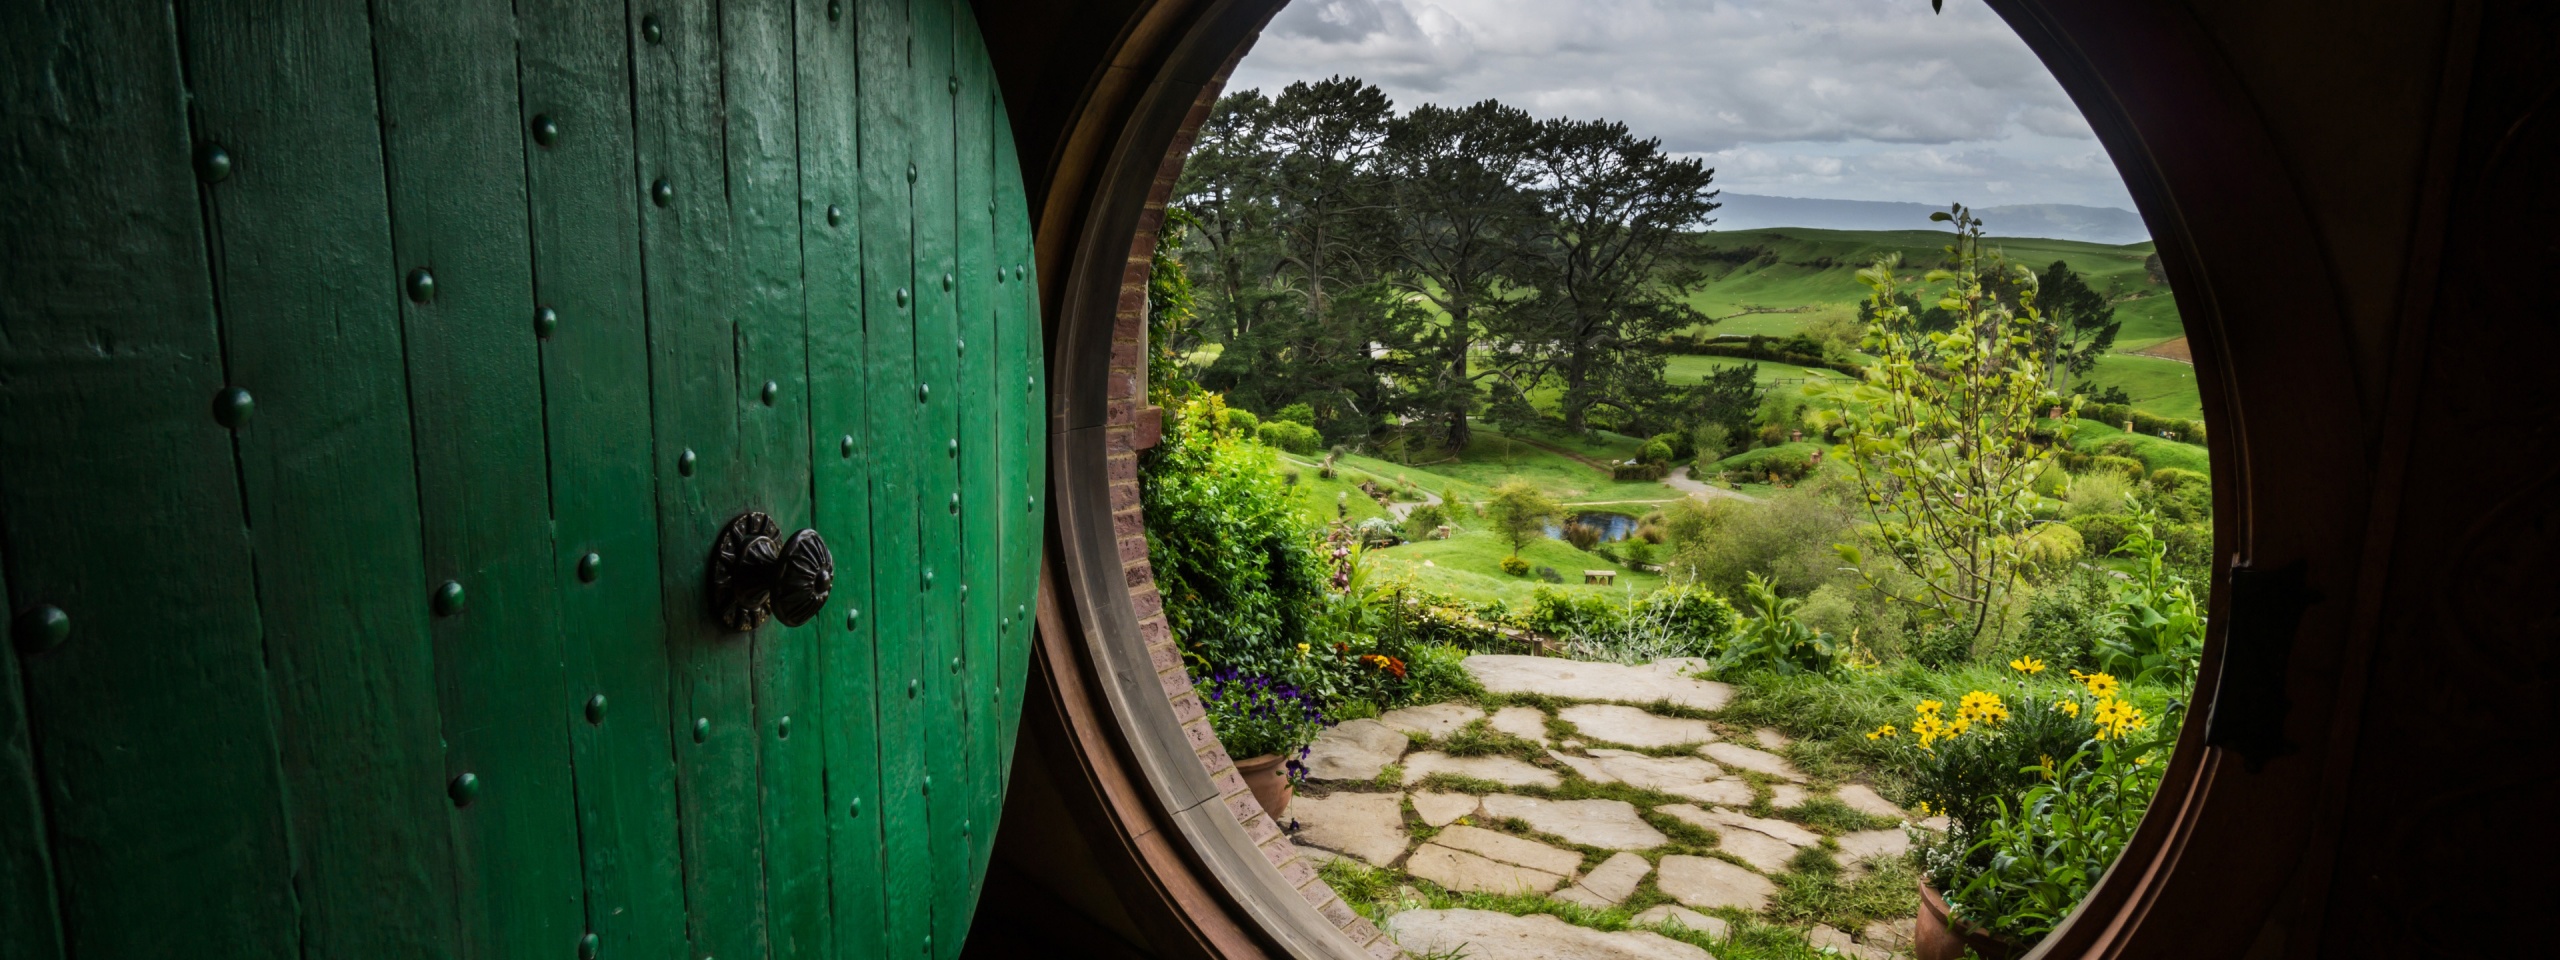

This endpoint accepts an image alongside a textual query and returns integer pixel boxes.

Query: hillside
[1709,194,2151,244]
[1676,227,2196,417]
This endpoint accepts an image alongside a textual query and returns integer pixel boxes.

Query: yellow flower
[1956,690,2009,727]
[1913,800,1934,816]
[2081,671,2121,698]
[2037,754,2057,780]
[1915,699,1945,717]
[2056,699,2081,718]
[1946,716,1971,738]
[2009,656,2046,674]
[2091,696,2148,741]
[1866,724,1898,741]
[1296,643,1311,655]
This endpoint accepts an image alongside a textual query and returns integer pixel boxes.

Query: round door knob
[708,512,834,631]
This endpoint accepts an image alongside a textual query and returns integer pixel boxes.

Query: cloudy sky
[1227,0,2137,210]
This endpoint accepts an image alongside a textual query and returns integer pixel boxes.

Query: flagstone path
[1289,654,1934,959]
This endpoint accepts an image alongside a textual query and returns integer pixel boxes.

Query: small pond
[1543,511,1637,543]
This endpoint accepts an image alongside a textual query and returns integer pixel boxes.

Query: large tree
[2032,260,2121,390]
[1504,118,1721,434]
[1379,100,1543,452]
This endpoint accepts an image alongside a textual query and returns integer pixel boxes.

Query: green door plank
[371,1,588,953]
[717,1,832,957]
[791,0,894,955]
[906,1,973,952]
[0,6,234,955]
[514,0,690,955]
[176,2,472,956]
[0,560,60,960]
[949,5,1005,902]
[992,102,1044,797]
[629,1,772,956]
[856,0,933,952]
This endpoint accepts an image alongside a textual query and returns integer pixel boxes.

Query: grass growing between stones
[1319,857,1847,960]
[1766,850,1921,933]
[1422,720,1547,762]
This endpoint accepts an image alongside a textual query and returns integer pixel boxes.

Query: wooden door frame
[976,0,2478,956]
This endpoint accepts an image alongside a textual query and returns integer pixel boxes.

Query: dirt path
[1664,465,1761,505]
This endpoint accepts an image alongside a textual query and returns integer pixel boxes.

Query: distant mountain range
[1704,193,2151,245]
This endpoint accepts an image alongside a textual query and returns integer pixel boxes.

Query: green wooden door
[0,1,1043,957]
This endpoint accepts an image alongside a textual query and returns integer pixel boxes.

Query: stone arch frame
[975,0,2524,956]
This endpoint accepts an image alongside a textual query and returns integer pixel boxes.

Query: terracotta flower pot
[1233,754,1293,819]
[1916,883,2026,960]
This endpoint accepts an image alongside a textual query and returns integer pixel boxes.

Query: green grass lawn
[2071,419,2211,474]
[1414,428,1670,505]
[2082,353,2201,420]
[1663,354,1854,391]
[1365,527,1665,607]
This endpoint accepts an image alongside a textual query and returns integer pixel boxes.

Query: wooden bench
[1583,569,1617,585]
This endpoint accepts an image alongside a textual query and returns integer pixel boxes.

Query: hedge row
[1658,333,1868,378]
[2078,402,2206,445]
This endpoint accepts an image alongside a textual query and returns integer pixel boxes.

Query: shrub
[1499,555,1530,577]
[1523,587,1619,636]
[2006,567,2122,672]
[1714,573,1839,676]
[1692,422,1732,466]
[2095,505,2206,689]
[1484,481,1560,557]
[1224,408,1260,433]
[2020,522,2085,578]
[2067,512,2135,557]
[2031,464,2070,499]
[1562,521,1603,550]
[1938,701,2182,944]
[1196,671,1330,776]
[1651,431,1693,461]
[2145,466,2211,523]
[1638,583,1740,646]
[1352,516,1401,547]
[1661,478,1859,599]
[1639,439,1676,465]
[1403,503,1450,540]
[1623,538,1656,567]
[1399,643,1482,704]
[2088,455,2146,481]
[1536,566,1563,583]
[1273,402,1315,426]
[2063,471,2133,519]
[1143,395,1325,680]
[1908,622,1976,669]
[1257,420,1321,454]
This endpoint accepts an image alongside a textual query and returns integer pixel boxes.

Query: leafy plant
[1822,204,2072,641]
[1499,555,1530,577]
[1714,572,1838,675]
[1196,670,1332,777]
[1142,395,1326,681]
[2094,501,2206,689]
[1943,711,2179,943]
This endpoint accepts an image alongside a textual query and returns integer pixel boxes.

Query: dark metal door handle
[709,512,833,631]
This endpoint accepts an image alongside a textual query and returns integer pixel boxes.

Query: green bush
[1499,555,1530,577]
[1637,583,1739,647]
[1714,573,1838,676]
[1639,439,1676,465]
[1257,420,1321,454]
[2006,567,2122,672]
[2088,455,2146,481]
[1942,720,2177,943]
[1523,587,1619,636]
[1224,408,1260,433]
[2067,513,2135,557]
[2145,466,2211,523]
[1611,461,1668,481]
[2095,505,2206,689]
[1143,396,1325,680]
[1273,402,1315,426]
[1908,622,1975,669]
[1398,643,1482,704]
[2020,522,2085,578]
[1403,503,1450,541]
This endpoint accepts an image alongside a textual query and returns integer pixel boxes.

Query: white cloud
[1229,0,2137,208]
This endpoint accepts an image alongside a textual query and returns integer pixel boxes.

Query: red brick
[1222,789,1263,826]
[1106,397,1138,424]
[1106,453,1136,482]
[1117,283,1147,314]
[1134,405,1164,450]
[1138,615,1172,647]
[1318,896,1358,929]
[1116,534,1148,564]
[1123,561,1154,590]
[1364,935,1404,959]
[1298,882,1336,909]
[1147,637,1180,673]
[1196,742,1235,773]
[1168,691,1204,724]
[1244,807,1282,844]
[1110,337,1142,368]
[1182,718,1219,753]
[1277,852,1318,889]
[1110,481,1141,510]
[1257,832,1294,867]
[1130,588,1163,619]
[1343,917,1382,943]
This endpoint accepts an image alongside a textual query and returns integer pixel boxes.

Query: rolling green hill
[1679,227,2194,417]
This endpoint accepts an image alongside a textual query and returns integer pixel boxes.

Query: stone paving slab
[1481,794,1668,850]
[1433,824,1585,877]
[1401,751,1560,789]
[1682,806,1822,847]
[1559,704,1720,748]
[1754,727,1792,750]
[1291,791,1410,867]
[1387,908,1714,960]
[1700,741,1806,782]
[1657,854,1777,911]
[1812,924,1893,960]
[1769,783,1809,810]
[1574,851,1654,904]
[1463,655,1735,711]
[1705,821,1799,873]
[1546,750,1611,783]
[1836,783,1905,820]
[1660,777,1756,806]
[1593,753,1726,792]
[1631,904,1731,941]
[1489,705,1552,744]
[1380,703,1486,739]
[1835,828,1911,865]
[1411,791,1480,827]
[1404,844,1568,895]
[1303,718,1410,782]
